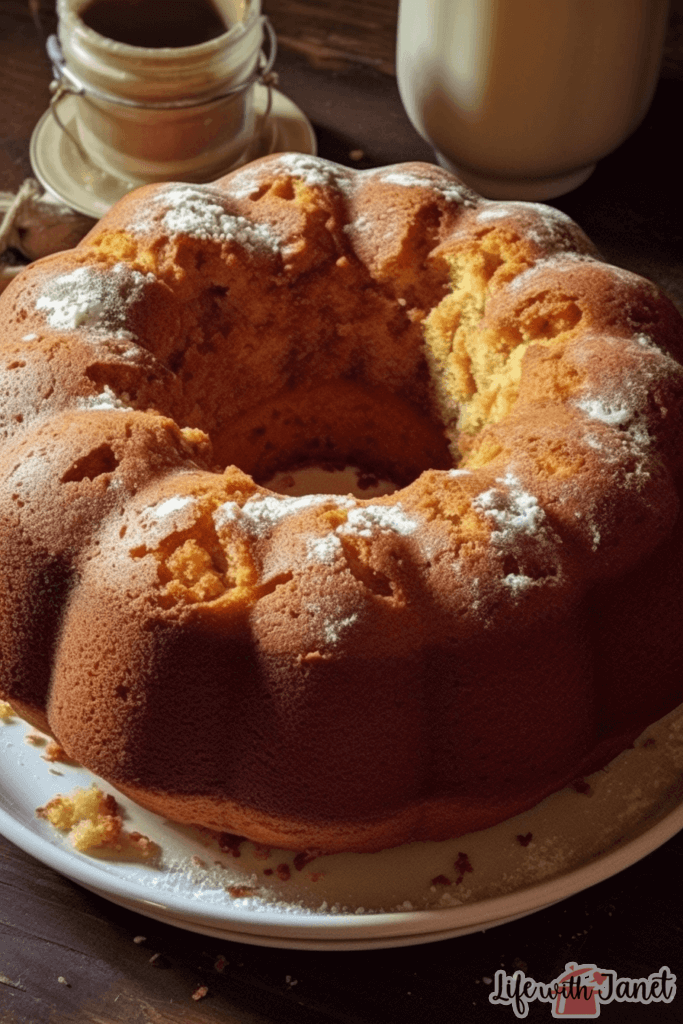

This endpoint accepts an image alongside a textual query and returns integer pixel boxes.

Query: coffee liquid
[80,0,230,48]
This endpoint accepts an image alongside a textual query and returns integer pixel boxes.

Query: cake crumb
[454,851,473,884]
[0,974,25,991]
[24,729,46,746]
[37,784,122,850]
[69,814,121,850]
[36,785,158,857]
[57,977,69,986]
[0,701,15,720]
[226,884,260,898]
[252,843,272,860]
[293,850,319,871]
[218,832,245,857]
[128,831,160,858]
[149,953,169,968]
[133,936,146,944]
[41,740,76,764]
[192,985,209,1001]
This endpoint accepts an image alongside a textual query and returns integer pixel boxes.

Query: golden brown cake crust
[0,153,682,852]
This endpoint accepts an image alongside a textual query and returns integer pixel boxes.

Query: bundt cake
[1,154,682,854]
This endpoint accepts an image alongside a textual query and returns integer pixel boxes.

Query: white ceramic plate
[1,709,682,950]
[29,87,316,219]
[78,884,558,950]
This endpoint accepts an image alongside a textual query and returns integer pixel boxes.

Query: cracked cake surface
[0,153,682,852]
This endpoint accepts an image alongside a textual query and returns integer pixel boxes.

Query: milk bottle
[397,0,669,198]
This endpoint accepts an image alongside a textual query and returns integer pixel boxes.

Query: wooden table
[2,2,683,1021]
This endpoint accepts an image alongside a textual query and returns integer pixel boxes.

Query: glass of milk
[397,0,670,199]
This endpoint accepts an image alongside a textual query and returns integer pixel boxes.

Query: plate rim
[1,788,681,942]
[80,883,561,949]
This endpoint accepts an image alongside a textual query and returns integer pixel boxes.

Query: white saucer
[1,706,682,949]
[29,86,316,219]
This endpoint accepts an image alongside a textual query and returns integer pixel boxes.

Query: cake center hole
[262,464,400,499]
[207,382,454,493]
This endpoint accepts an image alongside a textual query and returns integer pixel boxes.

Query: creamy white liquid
[397,0,669,197]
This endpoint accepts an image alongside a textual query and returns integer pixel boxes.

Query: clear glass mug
[397,0,670,199]
[54,0,266,184]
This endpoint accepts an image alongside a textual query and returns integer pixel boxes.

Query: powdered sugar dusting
[472,474,562,593]
[262,153,353,191]
[125,493,203,549]
[475,205,514,223]
[507,252,594,291]
[131,185,281,252]
[372,170,476,207]
[212,495,420,577]
[213,493,353,537]
[473,471,569,593]
[476,200,590,251]
[343,214,372,237]
[473,473,545,542]
[225,168,267,202]
[502,572,535,593]
[78,386,133,412]
[510,258,659,298]
[228,154,353,202]
[35,263,154,339]
[575,512,602,552]
[306,533,343,565]
[323,612,358,644]
[478,200,574,229]
[576,397,632,427]
[338,503,419,538]
[145,495,196,520]
[576,392,652,452]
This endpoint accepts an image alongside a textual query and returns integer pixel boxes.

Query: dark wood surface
[2,2,683,1022]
